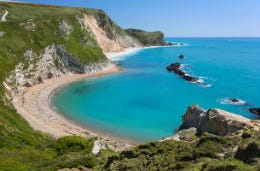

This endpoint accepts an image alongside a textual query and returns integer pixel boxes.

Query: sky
[3,0,260,37]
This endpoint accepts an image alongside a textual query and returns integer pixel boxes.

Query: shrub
[52,136,94,154]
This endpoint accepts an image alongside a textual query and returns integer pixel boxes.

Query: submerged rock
[179,105,252,136]
[249,108,260,116]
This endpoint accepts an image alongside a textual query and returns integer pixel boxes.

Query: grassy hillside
[0,2,259,171]
[0,2,117,170]
[126,29,167,46]
[106,130,260,170]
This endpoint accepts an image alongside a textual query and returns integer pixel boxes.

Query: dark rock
[166,62,199,83]
[249,108,260,115]
[23,82,32,87]
[179,105,251,136]
[235,142,260,164]
[47,72,53,79]
[183,75,198,82]
[179,55,184,59]
[56,45,85,74]
[36,76,43,84]
[166,62,181,71]
[230,98,239,103]
[24,74,32,79]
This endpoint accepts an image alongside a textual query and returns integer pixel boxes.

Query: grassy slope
[106,130,260,170]
[0,2,114,170]
[0,2,259,171]
[125,29,166,46]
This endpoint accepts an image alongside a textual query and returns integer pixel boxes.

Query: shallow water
[52,38,260,143]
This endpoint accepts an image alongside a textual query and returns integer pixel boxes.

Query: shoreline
[13,64,136,151]
[12,45,171,151]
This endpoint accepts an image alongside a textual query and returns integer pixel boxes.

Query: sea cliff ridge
[0,2,259,170]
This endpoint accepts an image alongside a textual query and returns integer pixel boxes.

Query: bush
[52,136,94,154]
[235,142,260,164]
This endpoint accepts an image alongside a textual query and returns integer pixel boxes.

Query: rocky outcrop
[5,44,114,95]
[58,20,73,39]
[78,12,141,53]
[166,62,199,82]
[249,108,260,116]
[125,29,167,46]
[178,105,252,136]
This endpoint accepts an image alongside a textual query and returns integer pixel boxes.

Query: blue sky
[6,0,260,37]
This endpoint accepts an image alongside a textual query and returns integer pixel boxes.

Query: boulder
[23,82,32,87]
[179,105,251,136]
[47,72,54,79]
[249,108,260,115]
[36,76,43,84]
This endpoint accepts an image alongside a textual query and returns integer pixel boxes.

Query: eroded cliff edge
[0,2,167,101]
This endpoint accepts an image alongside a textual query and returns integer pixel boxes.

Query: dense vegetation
[0,2,259,171]
[106,129,260,170]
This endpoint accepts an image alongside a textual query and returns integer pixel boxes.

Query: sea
[52,38,260,143]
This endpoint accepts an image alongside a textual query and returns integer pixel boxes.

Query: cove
[52,38,260,143]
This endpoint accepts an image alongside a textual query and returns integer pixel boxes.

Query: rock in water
[179,55,184,59]
[230,98,239,103]
[166,62,199,83]
[249,108,260,115]
[179,105,251,136]
[183,75,198,82]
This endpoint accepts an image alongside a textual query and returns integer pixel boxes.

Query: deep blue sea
[52,38,260,143]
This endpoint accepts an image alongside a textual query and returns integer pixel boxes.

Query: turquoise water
[52,38,260,143]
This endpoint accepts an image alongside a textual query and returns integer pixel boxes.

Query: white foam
[180,64,190,68]
[197,78,205,83]
[219,97,247,105]
[167,42,188,46]
[106,48,142,61]
[199,84,212,88]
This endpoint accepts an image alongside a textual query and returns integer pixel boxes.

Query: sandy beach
[11,45,174,152]
[12,63,137,151]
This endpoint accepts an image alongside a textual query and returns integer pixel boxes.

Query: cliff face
[125,29,167,46]
[0,2,167,99]
[178,105,257,136]
[80,10,141,53]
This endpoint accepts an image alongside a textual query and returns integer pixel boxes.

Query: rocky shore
[173,105,260,140]
[12,66,137,151]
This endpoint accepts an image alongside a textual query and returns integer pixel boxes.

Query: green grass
[125,29,166,46]
[0,2,259,170]
[105,132,259,170]
[0,2,113,170]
